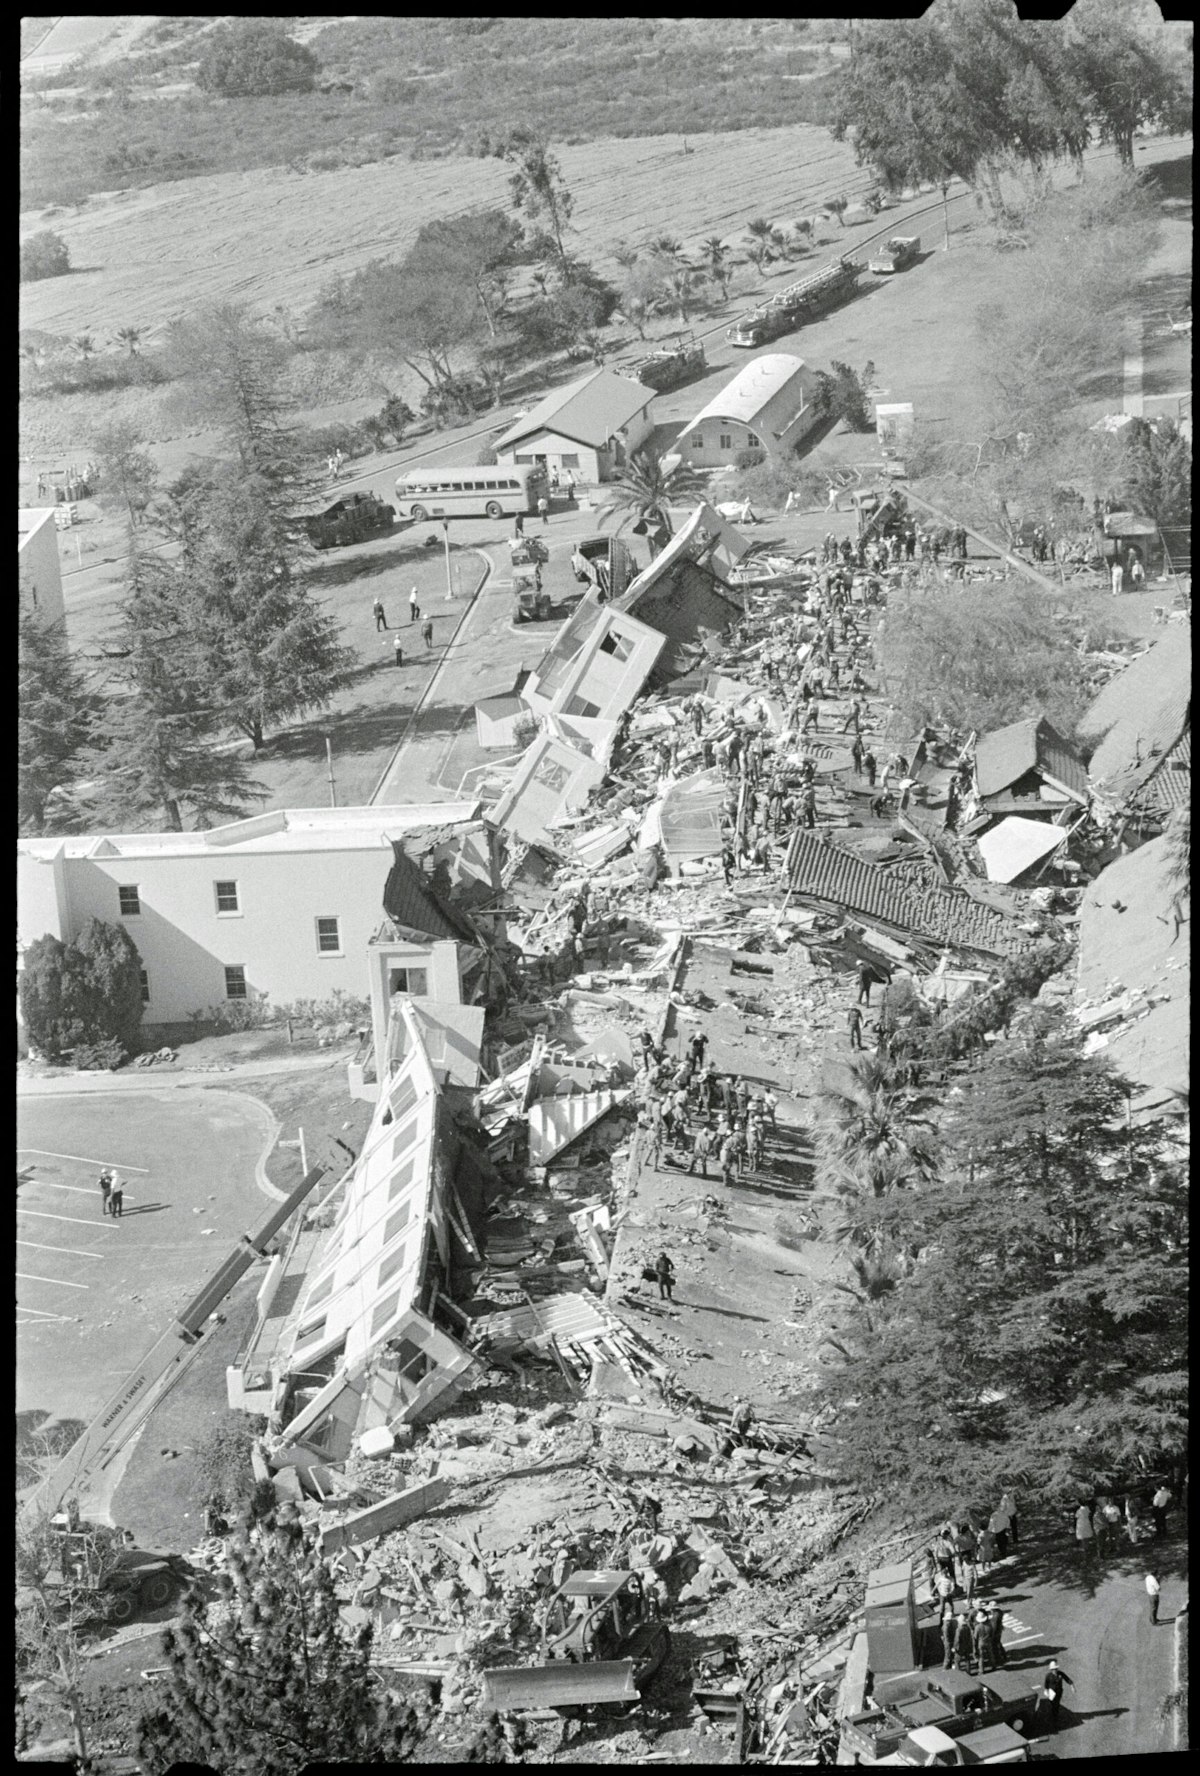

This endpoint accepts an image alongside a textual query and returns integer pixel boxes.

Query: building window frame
[224,965,248,1001]
[117,885,141,918]
[214,879,241,916]
[389,965,429,997]
[719,431,733,451]
[139,967,150,1006]
[315,916,342,956]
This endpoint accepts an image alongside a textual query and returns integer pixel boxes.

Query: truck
[840,1668,1042,1763]
[23,1514,197,1627]
[868,236,921,275]
[482,1570,671,1712]
[297,492,399,550]
[727,259,862,346]
[628,333,707,392]
[875,1724,1045,1766]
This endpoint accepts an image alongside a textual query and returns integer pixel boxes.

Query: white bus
[394,462,548,522]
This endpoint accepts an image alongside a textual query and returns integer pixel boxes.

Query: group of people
[326,447,346,479]
[1073,1482,1174,1559]
[97,1167,126,1219]
[636,1028,780,1190]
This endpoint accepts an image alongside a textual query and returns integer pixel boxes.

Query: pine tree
[812,1009,1189,1511]
[136,1512,430,1776]
[18,605,93,835]
[19,918,143,1059]
[174,471,356,751]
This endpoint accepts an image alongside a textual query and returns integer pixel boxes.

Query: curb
[368,546,492,805]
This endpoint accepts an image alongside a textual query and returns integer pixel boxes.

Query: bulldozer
[482,1569,671,1711]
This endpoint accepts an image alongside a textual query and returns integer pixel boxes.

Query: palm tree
[826,195,849,229]
[702,236,730,299]
[613,242,640,275]
[655,263,696,325]
[745,218,776,271]
[114,326,142,357]
[650,233,684,262]
[74,334,96,365]
[597,446,706,556]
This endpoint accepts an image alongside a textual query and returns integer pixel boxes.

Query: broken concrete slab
[320,1479,451,1555]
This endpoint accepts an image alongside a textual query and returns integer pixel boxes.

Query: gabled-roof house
[494,368,655,484]
[972,716,1088,820]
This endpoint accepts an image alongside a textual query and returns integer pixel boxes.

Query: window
[370,1290,402,1337]
[564,694,602,719]
[719,432,733,450]
[384,1203,412,1246]
[139,968,150,1006]
[484,479,498,490]
[388,1161,416,1203]
[515,454,534,465]
[504,477,520,488]
[377,1242,409,1288]
[305,1273,334,1309]
[296,1312,327,1349]
[599,628,635,663]
[118,885,140,917]
[316,916,342,955]
[746,431,761,447]
[389,966,428,996]
[224,965,247,1000]
[561,453,580,468]
[692,434,704,450]
[214,879,240,915]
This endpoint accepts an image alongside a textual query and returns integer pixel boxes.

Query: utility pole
[325,737,336,807]
[941,181,951,250]
[443,518,453,600]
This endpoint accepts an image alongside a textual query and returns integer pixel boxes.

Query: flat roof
[18,802,485,863]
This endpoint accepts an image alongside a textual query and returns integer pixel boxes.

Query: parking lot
[17,1090,280,1436]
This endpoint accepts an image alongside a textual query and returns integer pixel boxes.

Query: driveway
[16,1090,281,1438]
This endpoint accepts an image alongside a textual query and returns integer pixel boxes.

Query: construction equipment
[482,1569,671,1711]
[19,1160,338,1529]
[869,236,921,275]
[35,1517,196,1626]
[628,332,707,392]
[510,535,549,568]
[513,573,553,622]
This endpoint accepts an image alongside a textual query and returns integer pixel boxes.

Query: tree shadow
[301,535,466,592]
[691,1302,770,1325]
[259,704,412,764]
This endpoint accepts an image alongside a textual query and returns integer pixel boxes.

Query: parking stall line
[17,1147,150,1172]
[17,1271,89,1290]
[17,1209,119,1231]
[26,1181,98,1198]
[17,1239,103,1260]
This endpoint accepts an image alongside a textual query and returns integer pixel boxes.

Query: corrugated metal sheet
[481,1292,611,1345]
[976,817,1066,883]
[786,832,1020,955]
[1135,729,1191,811]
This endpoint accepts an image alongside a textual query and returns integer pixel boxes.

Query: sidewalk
[16,1046,352,1098]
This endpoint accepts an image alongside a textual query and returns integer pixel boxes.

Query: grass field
[19,122,871,343]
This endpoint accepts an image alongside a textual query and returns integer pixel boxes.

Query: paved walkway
[16,1046,352,1098]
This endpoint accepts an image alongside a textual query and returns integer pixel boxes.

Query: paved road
[16,1090,280,1432]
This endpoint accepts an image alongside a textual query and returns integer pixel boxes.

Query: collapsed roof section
[1078,637,1191,817]
[785,830,1023,958]
[613,501,751,681]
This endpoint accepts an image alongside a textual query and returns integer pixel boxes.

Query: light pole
[442,518,453,600]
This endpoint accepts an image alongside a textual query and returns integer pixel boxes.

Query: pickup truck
[868,236,920,274]
[841,1668,1041,1762]
[875,1724,1043,1766]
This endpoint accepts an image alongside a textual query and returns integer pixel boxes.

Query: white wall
[19,845,399,1023]
[18,509,66,631]
[367,939,463,1076]
[498,404,654,484]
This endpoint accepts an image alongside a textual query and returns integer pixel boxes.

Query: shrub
[20,231,71,282]
[19,918,144,1061]
[186,992,275,1034]
[195,1417,269,1521]
[812,359,874,431]
[71,1037,128,1072]
[196,22,319,98]
[476,441,498,465]
[726,459,827,510]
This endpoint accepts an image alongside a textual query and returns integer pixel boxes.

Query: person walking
[934,1567,956,1623]
[1145,1571,1162,1625]
[850,733,865,775]
[940,1602,959,1668]
[409,586,421,623]
[1040,1660,1073,1728]
[373,597,388,632]
[537,494,550,527]
[971,1607,991,1675]
[857,965,878,1007]
[655,1251,676,1302]
[999,1489,1018,1549]
[513,512,525,538]
[1151,1482,1172,1539]
[953,1609,975,1675]
[109,1175,125,1219]
[421,619,434,650]
[1129,553,1145,591]
[1074,1500,1095,1565]
[98,1169,113,1217]
[977,1524,995,1572]
[719,1136,736,1190]
[393,633,405,668]
[864,749,877,788]
[986,1602,1007,1666]
[848,1004,864,1051]
[1111,556,1124,597]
